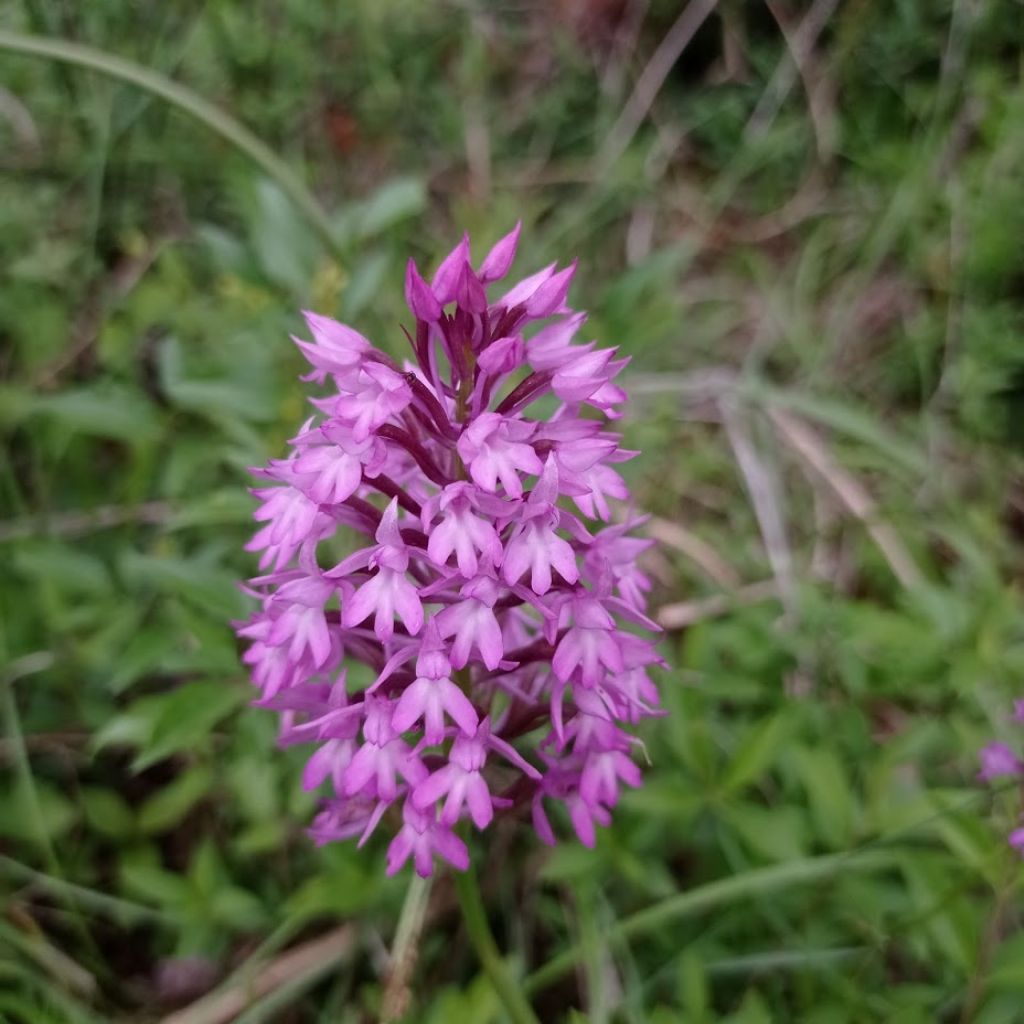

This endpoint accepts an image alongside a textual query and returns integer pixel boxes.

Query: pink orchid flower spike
[236,229,661,876]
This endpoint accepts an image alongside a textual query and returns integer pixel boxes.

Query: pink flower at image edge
[978,727,1024,859]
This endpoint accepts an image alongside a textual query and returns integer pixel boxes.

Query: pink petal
[569,800,596,848]
[413,764,456,809]
[441,680,479,736]
[422,690,446,745]
[530,544,553,595]
[303,312,371,355]
[479,221,521,283]
[405,258,441,321]
[302,745,333,791]
[427,517,458,566]
[465,774,494,829]
[413,838,434,877]
[342,574,383,628]
[386,828,414,875]
[552,630,583,683]
[618,753,643,789]
[453,529,480,577]
[476,611,503,670]
[500,533,532,587]
[549,534,580,585]
[375,497,404,547]
[456,261,487,313]
[431,828,469,871]
[497,263,555,310]
[432,234,471,304]
[375,751,399,801]
[392,576,424,635]
[526,261,576,317]
[468,453,500,494]
[392,679,430,734]
[449,620,474,670]
[307,613,333,668]
[532,797,557,846]
[343,745,377,796]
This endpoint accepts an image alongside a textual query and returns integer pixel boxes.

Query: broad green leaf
[285,858,380,920]
[677,950,709,1022]
[790,746,857,847]
[721,713,791,795]
[539,841,605,883]
[0,780,77,845]
[92,705,155,754]
[156,335,275,423]
[246,178,319,297]
[986,931,1024,991]
[12,544,111,594]
[235,820,288,856]
[138,764,214,834]
[341,247,389,321]
[166,490,256,530]
[209,886,267,930]
[355,176,426,237]
[20,387,161,443]
[226,756,279,822]
[721,990,773,1024]
[80,787,135,840]
[119,863,190,907]
[118,550,245,618]
[723,803,809,862]
[131,680,247,771]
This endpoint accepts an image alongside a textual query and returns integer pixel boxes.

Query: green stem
[381,874,433,1022]
[453,866,541,1024]
[0,30,341,259]
[0,853,168,925]
[523,848,898,995]
[1,655,104,967]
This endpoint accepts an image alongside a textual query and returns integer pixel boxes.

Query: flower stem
[452,866,541,1024]
[381,874,433,1022]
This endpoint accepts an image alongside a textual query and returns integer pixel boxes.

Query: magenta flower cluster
[978,699,1024,857]
[236,226,663,877]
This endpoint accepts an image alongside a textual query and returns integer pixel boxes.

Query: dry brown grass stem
[597,0,721,170]
[721,400,798,616]
[658,580,779,629]
[159,926,355,1024]
[768,408,925,590]
[645,517,740,589]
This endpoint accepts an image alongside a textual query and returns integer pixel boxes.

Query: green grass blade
[0,854,169,925]
[0,30,340,259]
[524,849,897,995]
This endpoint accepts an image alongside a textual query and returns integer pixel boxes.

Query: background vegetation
[2,1,1024,1021]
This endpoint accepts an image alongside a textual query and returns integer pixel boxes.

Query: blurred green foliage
[1,0,1024,1021]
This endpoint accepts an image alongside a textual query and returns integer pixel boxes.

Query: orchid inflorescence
[978,699,1024,856]
[236,226,663,877]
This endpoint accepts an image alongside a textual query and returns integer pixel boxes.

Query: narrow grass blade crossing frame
[524,848,898,995]
[0,30,340,258]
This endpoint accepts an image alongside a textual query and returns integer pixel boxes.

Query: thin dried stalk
[645,517,740,589]
[159,926,354,1024]
[768,408,925,590]
[721,401,798,616]
[597,0,721,169]
[658,580,778,630]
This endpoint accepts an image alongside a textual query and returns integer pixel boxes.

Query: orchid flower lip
[237,228,660,876]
